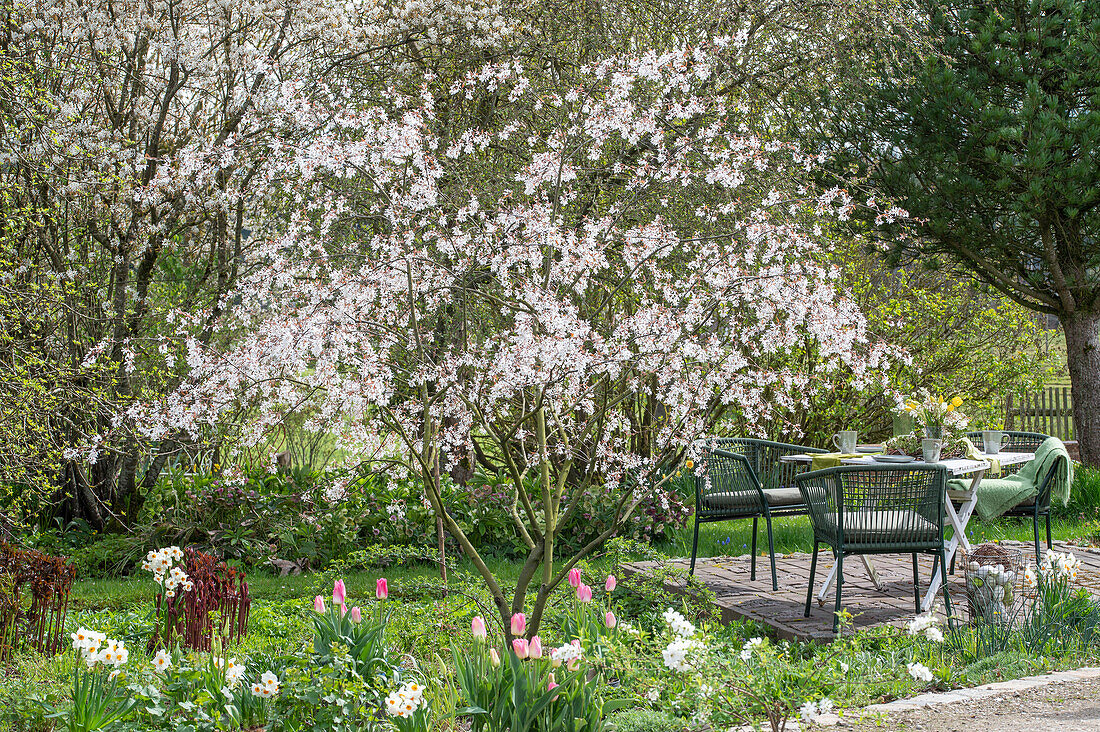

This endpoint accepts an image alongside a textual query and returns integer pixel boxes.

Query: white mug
[982,430,1006,455]
[832,430,858,453]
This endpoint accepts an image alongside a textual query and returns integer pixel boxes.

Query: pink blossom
[376,578,388,600]
[548,673,558,693]
[332,579,346,605]
[605,575,617,592]
[471,616,487,641]
[605,611,617,629]
[490,648,501,667]
[512,639,529,659]
[350,607,362,624]
[529,636,543,659]
[568,568,582,588]
[511,613,526,636]
[340,603,348,617]
[313,596,325,614]
[576,584,593,603]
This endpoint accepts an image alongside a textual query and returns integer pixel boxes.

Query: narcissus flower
[153,649,171,673]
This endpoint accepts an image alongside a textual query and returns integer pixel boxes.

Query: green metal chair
[962,431,1064,566]
[965,431,1051,475]
[690,439,826,589]
[796,464,952,633]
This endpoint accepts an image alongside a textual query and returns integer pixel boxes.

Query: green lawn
[668,514,1095,566]
[66,515,1096,613]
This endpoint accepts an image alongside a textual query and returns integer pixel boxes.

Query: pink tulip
[340,603,348,617]
[510,613,526,636]
[605,611,617,629]
[376,578,388,600]
[313,595,326,613]
[568,568,582,588]
[489,648,501,667]
[548,672,558,692]
[471,616,487,641]
[350,606,362,624]
[605,575,617,592]
[512,638,529,659]
[529,635,543,659]
[576,584,593,603]
[332,579,346,605]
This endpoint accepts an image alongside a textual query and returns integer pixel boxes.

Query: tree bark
[1062,311,1100,467]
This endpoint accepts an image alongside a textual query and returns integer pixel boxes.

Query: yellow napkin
[962,437,1000,476]
[811,453,864,471]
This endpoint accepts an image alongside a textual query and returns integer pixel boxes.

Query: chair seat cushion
[700,492,760,511]
[839,510,938,543]
[700,487,805,511]
[763,487,803,507]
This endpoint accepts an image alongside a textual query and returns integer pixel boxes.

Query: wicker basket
[962,543,1024,624]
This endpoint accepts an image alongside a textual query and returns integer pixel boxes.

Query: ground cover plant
[5,527,1100,732]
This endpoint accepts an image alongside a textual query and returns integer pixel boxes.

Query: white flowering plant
[709,635,842,732]
[142,546,193,650]
[385,678,433,732]
[42,628,137,731]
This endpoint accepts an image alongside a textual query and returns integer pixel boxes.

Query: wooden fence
[1005,387,1074,440]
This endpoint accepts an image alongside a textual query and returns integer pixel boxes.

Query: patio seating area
[621,541,1100,643]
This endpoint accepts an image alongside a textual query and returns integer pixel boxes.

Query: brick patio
[620,541,1100,642]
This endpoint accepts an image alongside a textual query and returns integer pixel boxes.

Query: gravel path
[842,676,1100,731]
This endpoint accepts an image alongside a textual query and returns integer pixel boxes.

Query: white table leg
[921,470,985,612]
[817,554,885,606]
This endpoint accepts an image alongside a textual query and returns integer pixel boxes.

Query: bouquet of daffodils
[896,390,968,437]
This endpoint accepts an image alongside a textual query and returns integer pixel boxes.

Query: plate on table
[871,454,916,463]
[856,444,884,453]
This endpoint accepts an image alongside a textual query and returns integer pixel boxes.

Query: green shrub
[609,708,683,732]
[69,533,145,579]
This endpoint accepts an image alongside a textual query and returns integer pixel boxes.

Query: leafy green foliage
[608,708,683,732]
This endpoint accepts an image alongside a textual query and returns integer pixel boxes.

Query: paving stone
[620,541,1100,643]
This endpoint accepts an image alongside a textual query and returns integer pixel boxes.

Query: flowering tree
[129,36,894,636]
[1,0,513,527]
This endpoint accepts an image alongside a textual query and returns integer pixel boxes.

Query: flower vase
[924,425,943,440]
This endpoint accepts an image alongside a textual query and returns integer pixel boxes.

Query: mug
[982,430,1006,455]
[832,430,858,453]
[922,438,943,463]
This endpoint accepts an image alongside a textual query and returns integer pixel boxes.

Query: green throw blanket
[947,437,1074,521]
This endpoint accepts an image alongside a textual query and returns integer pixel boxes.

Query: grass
[669,515,1097,565]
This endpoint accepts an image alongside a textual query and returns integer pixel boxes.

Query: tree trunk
[1062,311,1100,467]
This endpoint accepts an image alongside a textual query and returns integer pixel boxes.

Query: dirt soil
[842,676,1100,731]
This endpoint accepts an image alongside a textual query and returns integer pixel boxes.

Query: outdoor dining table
[780,451,1035,612]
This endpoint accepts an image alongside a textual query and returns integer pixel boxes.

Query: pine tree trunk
[1062,311,1100,467]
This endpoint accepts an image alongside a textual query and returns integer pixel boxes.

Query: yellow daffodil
[951,396,963,408]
